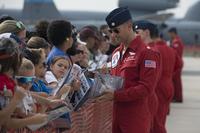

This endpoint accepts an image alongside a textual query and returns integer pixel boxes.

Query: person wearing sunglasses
[98,7,161,133]
[23,48,52,97]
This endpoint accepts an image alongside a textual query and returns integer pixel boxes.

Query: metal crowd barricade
[7,125,58,133]
[68,99,113,133]
[7,100,113,133]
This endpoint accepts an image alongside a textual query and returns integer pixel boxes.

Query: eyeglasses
[108,28,120,34]
[15,76,36,84]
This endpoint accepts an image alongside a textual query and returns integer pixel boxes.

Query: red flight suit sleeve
[173,52,183,75]
[114,50,160,102]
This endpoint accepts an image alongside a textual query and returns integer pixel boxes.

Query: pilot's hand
[98,89,114,101]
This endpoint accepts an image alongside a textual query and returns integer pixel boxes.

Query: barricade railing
[68,99,113,133]
[7,100,113,133]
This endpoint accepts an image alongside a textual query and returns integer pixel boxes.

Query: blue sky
[0,0,198,18]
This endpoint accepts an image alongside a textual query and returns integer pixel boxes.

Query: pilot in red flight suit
[168,27,184,103]
[134,20,161,133]
[135,21,182,133]
[99,7,161,133]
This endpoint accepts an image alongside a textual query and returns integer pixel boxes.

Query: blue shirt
[46,46,68,66]
[31,79,52,95]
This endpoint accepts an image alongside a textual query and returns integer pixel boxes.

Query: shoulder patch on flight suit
[112,51,120,68]
[144,60,156,68]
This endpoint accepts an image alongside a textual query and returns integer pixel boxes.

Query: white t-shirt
[45,71,58,84]
[17,92,35,115]
[45,71,63,95]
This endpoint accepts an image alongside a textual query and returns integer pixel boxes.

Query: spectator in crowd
[79,26,100,60]
[0,38,25,130]
[27,36,51,57]
[99,24,117,56]
[45,56,73,96]
[0,20,26,47]
[35,20,50,42]
[46,20,73,66]
[0,40,47,130]
[23,49,52,96]
[94,36,110,69]
[16,58,63,112]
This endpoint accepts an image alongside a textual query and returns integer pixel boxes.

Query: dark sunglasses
[76,49,84,54]
[15,76,36,84]
[108,28,120,34]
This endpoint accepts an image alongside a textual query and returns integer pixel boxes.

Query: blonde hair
[27,36,50,49]
[50,56,69,65]
[18,58,34,75]
[0,20,26,34]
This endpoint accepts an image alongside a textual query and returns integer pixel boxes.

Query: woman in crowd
[0,20,26,47]
[0,38,48,132]
[27,36,51,58]
[23,48,52,97]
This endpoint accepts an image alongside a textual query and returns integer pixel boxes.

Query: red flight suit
[110,36,160,133]
[171,36,184,102]
[147,42,161,133]
[152,40,182,133]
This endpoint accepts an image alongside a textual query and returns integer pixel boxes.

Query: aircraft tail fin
[184,1,200,21]
[22,0,62,21]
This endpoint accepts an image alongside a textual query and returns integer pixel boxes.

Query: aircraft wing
[134,12,174,22]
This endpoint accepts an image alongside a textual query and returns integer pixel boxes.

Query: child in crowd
[45,56,80,97]
[24,48,52,96]
[0,38,47,131]
[45,56,77,131]
[46,20,73,66]
[16,58,64,114]
[15,58,38,116]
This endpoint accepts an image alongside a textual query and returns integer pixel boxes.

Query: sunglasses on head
[16,21,25,30]
[15,76,36,84]
[108,28,120,34]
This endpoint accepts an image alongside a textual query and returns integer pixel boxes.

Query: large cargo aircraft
[0,0,200,45]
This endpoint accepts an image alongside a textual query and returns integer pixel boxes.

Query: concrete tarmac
[166,57,200,133]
